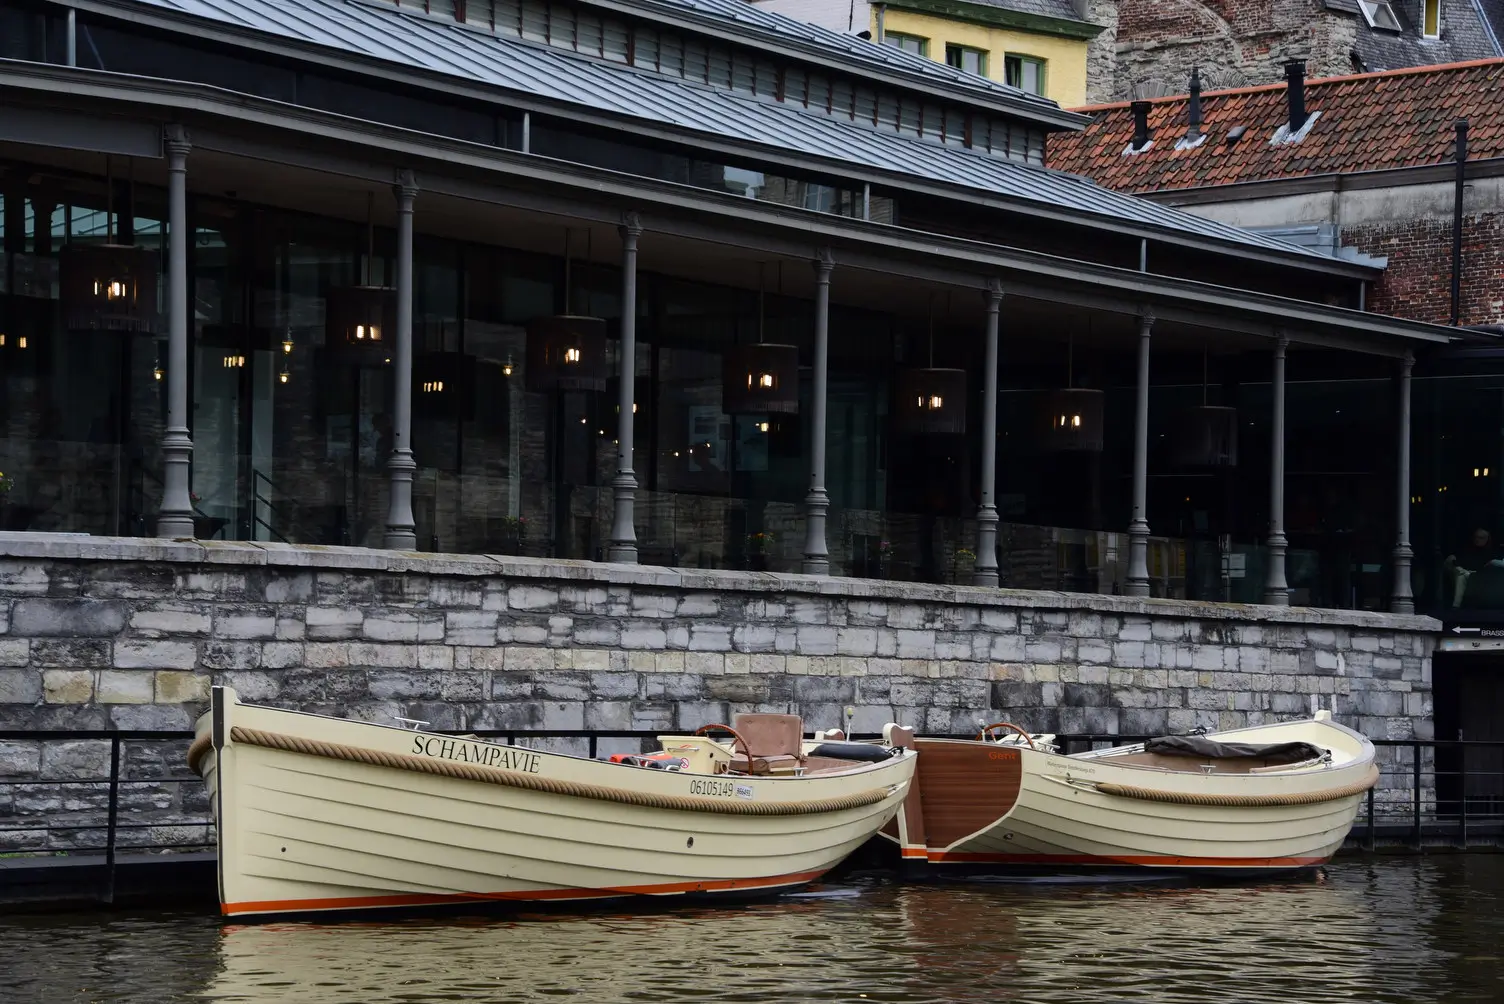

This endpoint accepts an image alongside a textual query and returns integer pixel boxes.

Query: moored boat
[190,687,916,918]
[870,711,1377,878]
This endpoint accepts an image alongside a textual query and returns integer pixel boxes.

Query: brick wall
[1344,212,1504,327]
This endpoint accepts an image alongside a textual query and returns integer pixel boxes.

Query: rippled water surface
[8,858,1504,1004]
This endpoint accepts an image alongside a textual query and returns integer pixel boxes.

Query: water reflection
[7,860,1504,1003]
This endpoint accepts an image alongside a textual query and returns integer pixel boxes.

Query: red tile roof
[1048,59,1504,195]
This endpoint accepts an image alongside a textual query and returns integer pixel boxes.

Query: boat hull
[198,692,914,918]
[882,718,1375,878]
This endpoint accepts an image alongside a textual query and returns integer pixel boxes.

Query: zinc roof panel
[106,0,1319,260]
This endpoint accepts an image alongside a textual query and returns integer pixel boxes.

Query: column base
[1264,534,1290,606]
[973,504,999,587]
[1124,519,1151,597]
[384,447,418,551]
[802,488,830,576]
[1390,543,1414,614]
[607,470,639,564]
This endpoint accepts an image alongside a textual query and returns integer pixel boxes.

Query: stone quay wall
[0,533,1439,852]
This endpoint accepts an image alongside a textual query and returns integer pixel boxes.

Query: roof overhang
[0,63,1455,358]
[881,0,1106,41]
[1138,156,1504,208]
[0,2,1370,280]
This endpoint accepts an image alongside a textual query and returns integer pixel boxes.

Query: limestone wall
[0,533,1439,851]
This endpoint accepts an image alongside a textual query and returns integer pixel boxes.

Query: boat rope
[200,726,899,817]
[186,733,212,775]
[1088,764,1380,807]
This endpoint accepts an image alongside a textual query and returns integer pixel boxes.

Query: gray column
[1264,333,1291,605]
[802,249,835,575]
[973,280,1003,587]
[607,213,643,563]
[1391,351,1415,614]
[156,125,195,538]
[384,172,419,550]
[1124,311,1155,597]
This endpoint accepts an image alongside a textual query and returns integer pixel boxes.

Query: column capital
[620,211,643,240]
[393,169,419,201]
[1401,349,1415,374]
[163,124,191,158]
[1138,309,1155,333]
[985,277,1003,306]
[813,247,835,279]
[1274,328,1290,351]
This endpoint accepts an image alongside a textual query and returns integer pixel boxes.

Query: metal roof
[95,0,1335,264]
[616,0,1065,110]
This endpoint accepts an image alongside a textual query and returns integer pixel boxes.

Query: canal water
[7,857,1504,1004]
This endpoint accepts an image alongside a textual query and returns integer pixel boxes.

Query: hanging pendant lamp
[60,156,160,333]
[1041,331,1104,452]
[895,292,966,435]
[1171,347,1238,467]
[326,192,397,352]
[527,228,607,392]
[723,261,800,415]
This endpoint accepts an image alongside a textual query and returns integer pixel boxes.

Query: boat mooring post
[103,733,121,905]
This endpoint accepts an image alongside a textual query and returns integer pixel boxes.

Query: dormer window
[1356,1,1402,32]
[1422,0,1441,38]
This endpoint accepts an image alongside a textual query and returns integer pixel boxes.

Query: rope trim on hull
[1090,764,1379,807]
[204,725,898,817]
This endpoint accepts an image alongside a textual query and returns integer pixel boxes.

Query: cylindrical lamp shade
[1041,388,1105,452]
[895,367,967,435]
[1171,405,1238,467]
[525,314,607,392]
[326,285,397,347]
[722,343,800,415]
[60,244,160,332]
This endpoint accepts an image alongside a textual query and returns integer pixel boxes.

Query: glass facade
[0,161,1447,612]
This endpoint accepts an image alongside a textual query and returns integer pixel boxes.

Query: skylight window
[1356,1,1403,32]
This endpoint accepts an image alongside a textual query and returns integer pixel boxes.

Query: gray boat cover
[1144,735,1326,763]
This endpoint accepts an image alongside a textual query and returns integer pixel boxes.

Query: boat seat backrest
[733,713,805,758]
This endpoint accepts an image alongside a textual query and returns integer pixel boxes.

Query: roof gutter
[0,65,1436,348]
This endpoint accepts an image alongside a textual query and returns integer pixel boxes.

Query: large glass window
[883,33,928,57]
[945,45,987,77]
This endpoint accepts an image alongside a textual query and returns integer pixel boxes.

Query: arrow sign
[1452,626,1482,634]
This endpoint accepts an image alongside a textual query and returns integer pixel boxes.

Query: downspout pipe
[66,8,76,66]
[1452,118,1469,326]
[874,3,886,45]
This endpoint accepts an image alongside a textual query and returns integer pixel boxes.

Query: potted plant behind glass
[498,514,529,555]
[952,547,976,584]
[747,530,774,572]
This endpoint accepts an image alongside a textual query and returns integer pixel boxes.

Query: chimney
[1283,60,1308,133]
[1186,66,1204,140]
[1130,100,1152,150]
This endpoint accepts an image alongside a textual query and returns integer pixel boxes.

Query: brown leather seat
[729,713,806,775]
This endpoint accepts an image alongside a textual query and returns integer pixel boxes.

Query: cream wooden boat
[873,712,1377,876]
[189,687,916,918]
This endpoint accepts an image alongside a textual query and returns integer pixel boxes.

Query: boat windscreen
[1142,735,1326,763]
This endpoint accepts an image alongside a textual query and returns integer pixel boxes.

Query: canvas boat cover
[1144,735,1326,764]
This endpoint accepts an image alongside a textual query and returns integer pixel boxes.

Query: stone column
[973,280,1003,587]
[802,249,835,575]
[1391,351,1415,614]
[384,172,419,550]
[1264,332,1291,605]
[156,125,195,538]
[607,213,643,563]
[1125,311,1154,597]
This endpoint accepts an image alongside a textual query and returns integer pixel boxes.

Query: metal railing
[4,728,1503,902]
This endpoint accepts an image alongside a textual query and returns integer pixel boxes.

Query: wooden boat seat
[729,713,806,776]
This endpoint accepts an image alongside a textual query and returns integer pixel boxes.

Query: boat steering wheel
[976,721,1037,749]
[694,724,755,773]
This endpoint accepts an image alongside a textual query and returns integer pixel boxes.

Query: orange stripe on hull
[900,847,927,859]
[925,851,1331,868]
[222,869,828,916]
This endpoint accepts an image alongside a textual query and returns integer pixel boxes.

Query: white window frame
[1356,0,1403,32]
[1421,0,1441,39]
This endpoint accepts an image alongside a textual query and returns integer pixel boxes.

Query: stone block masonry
[0,533,1438,848]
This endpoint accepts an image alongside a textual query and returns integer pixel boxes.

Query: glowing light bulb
[278,370,289,384]
[757,421,769,432]
[564,347,582,364]
[503,363,514,376]
[758,373,774,388]
[153,365,163,381]
[282,340,294,355]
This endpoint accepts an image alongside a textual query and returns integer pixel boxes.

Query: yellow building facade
[873,2,1099,108]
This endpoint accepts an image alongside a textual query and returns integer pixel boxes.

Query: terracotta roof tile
[1048,59,1504,194]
